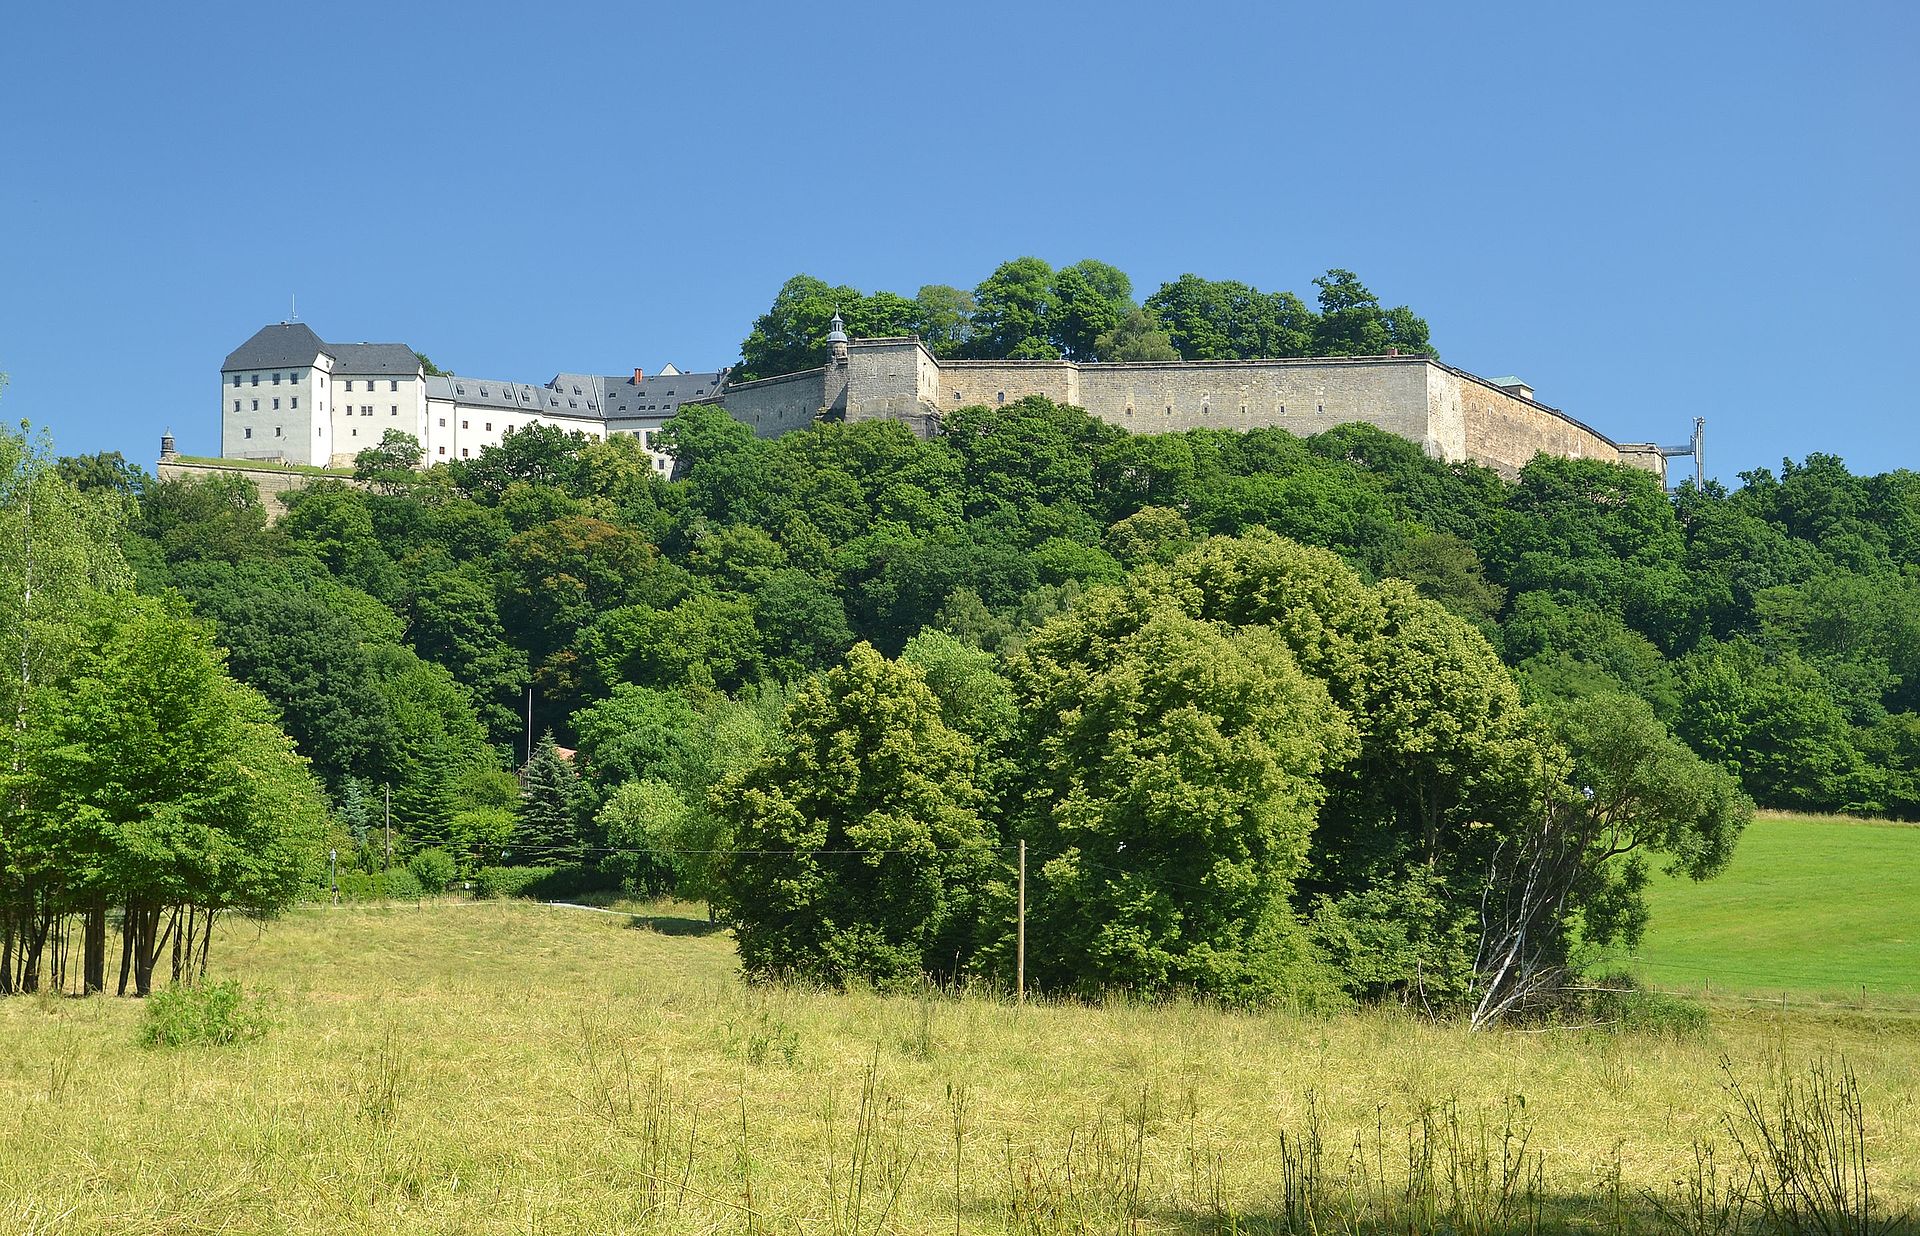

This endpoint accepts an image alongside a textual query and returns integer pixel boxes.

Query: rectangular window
[390,405,397,416]
[389,380,398,392]
[291,397,299,409]
[437,446,446,455]
[273,373,282,385]
[274,426,282,437]
[232,374,241,387]
[244,427,252,439]
[352,429,358,437]
[485,422,491,431]
[461,420,468,429]
[272,398,280,410]
[251,374,259,386]
[232,400,240,412]
[251,399,258,411]
[438,417,446,427]
[461,448,469,458]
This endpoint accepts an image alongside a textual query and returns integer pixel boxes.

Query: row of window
[235,398,300,411]
[229,373,405,392]
[240,427,282,438]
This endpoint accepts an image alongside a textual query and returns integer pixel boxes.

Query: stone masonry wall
[717,368,829,438]
[1435,366,1624,475]
[155,458,364,523]
[1077,357,1439,451]
[720,339,1654,479]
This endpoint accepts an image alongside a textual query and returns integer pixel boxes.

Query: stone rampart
[717,338,1665,484]
[155,458,363,522]
[718,368,830,438]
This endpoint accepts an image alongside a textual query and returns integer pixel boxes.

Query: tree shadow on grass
[622,913,724,938]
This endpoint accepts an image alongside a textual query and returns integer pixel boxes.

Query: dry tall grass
[1,900,1914,1234]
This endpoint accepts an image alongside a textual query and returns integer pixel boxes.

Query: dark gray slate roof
[425,368,729,421]
[560,370,728,419]
[222,322,328,371]
[425,375,559,413]
[329,342,419,376]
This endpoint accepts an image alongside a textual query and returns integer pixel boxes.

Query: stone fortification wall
[718,368,830,438]
[844,339,944,436]
[923,358,1082,417]
[1076,357,1440,453]
[1430,365,1632,475]
[718,338,1661,482]
[155,458,363,523]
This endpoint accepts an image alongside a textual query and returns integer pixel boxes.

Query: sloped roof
[330,342,419,375]
[223,322,328,371]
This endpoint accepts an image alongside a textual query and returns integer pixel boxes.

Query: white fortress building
[219,321,727,474]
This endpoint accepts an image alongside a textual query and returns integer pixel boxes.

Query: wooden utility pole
[1017,839,1026,1006]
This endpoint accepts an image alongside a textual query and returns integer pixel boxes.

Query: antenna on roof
[288,293,298,323]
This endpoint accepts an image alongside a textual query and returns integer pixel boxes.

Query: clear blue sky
[2,1,1913,484]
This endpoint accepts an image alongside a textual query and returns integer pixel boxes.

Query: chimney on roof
[633,367,645,383]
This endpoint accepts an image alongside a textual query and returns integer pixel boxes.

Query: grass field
[2,899,1916,1234]
[1629,812,1920,1004]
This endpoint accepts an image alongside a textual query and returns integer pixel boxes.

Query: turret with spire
[826,309,849,363]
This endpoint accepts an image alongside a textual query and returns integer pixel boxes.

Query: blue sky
[2,1,1913,484]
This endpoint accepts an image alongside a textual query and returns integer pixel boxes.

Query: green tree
[515,731,584,864]
[1093,306,1180,362]
[15,594,326,995]
[715,644,997,987]
[737,274,862,380]
[596,777,690,894]
[1675,638,1866,809]
[968,257,1059,359]
[1048,260,1133,360]
[913,284,975,355]
[353,430,424,493]
[1311,269,1435,358]
[1010,587,1354,1004]
[1145,274,1317,360]
[1384,531,1506,631]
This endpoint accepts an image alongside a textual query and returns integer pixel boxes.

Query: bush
[1558,974,1710,1036]
[336,868,425,902]
[407,847,457,894]
[139,979,270,1047]
[471,864,607,901]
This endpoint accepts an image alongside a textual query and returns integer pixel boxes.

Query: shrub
[139,980,270,1047]
[336,868,425,902]
[407,847,457,894]
[472,864,607,901]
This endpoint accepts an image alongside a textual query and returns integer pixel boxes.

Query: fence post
[1017,839,1026,1007]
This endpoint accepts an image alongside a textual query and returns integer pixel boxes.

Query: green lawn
[1629,812,1920,1001]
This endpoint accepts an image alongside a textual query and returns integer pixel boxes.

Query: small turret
[159,429,178,460]
[826,310,849,363]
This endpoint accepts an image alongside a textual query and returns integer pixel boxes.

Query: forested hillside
[36,398,1920,1010]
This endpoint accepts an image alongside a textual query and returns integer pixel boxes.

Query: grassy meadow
[1629,812,1920,1004]
[3,897,1917,1234]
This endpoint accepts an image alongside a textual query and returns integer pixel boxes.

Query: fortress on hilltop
[179,316,1699,495]
[721,315,1685,482]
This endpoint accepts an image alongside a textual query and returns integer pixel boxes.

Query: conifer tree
[515,731,582,864]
